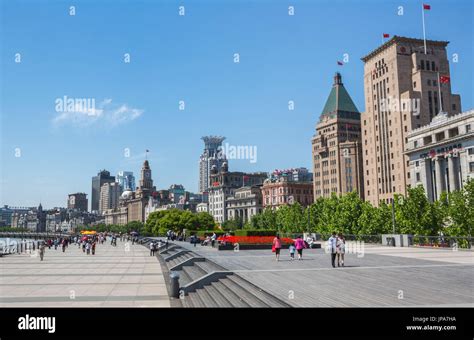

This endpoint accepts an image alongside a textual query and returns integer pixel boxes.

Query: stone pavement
[173,240,474,307]
[0,239,170,307]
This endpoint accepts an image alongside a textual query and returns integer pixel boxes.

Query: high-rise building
[116,171,136,191]
[99,182,122,213]
[91,170,116,212]
[312,73,364,199]
[67,193,88,212]
[199,136,226,194]
[361,36,462,205]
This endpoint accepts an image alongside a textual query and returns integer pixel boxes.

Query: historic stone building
[226,186,263,224]
[261,174,313,210]
[91,170,115,212]
[312,72,364,199]
[208,162,267,223]
[199,136,226,195]
[405,109,474,201]
[103,159,156,225]
[361,36,462,205]
[99,182,122,213]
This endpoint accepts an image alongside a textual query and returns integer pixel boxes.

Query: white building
[405,109,474,201]
[99,182,123,213]
[196,202,208,213]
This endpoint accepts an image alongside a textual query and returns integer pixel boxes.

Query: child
[289,244,296,260]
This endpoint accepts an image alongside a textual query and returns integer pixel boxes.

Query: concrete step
[194,260,224,273]
[210,281,249,307]
[187,290,206,307]
[227,275,289,307]
[168,253,193,268]
[201,284,234,307]
[219,277,268,307]
[194,287,221,307]
[182,264,207,282]
[178,269,192,288]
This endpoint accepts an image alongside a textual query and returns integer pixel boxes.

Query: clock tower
[137,160,154,198]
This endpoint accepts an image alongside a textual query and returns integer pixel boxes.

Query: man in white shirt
[149,241,155,256]
[328,232,338,268]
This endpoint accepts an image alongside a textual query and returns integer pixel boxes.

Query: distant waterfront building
[103,159,156,225]
[312,73,364,199]
[208,162,267,223]
[199,136,226,195]
[262,170,313,209]
[227,186,263,224]
[116,171,136,191]
[405,109,474,201]
[99,182,122,213]
[361,36,462,205]
[169,184,186,204]
[91,170,116,212]
[0,205,32,227]
[67,193,88,212]
[196,202,208,213]
[11,203,46,232]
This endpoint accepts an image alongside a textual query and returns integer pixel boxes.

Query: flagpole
[422,3,427,54]
[437,72,443,113]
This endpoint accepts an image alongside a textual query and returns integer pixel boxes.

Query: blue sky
[1,0,472,208]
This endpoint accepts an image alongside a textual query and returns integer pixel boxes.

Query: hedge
[234,229,278,237]
[196,230,227,237]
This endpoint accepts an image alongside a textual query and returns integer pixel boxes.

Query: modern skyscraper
[99,182,122,213]
[361,36,462,205]
[116,171,136,191]
[91,170,115,212]
[67,193,88,212]
[312,73,364,199]
[199,136,226,194]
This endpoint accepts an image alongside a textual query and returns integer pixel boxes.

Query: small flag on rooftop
[423,3,431,10]
[337,61,344,66]
[383,33,390,38]
[440,75,450,84]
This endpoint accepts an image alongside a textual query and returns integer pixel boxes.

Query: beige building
[262,178,313,209]
[405,110,474,202]
[361,36,462,205]
[227,186,263,223]
[312,73,364,199]
[99,182,122,213]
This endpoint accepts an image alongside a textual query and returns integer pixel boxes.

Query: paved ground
[0,239,170,307]
[173,240,474,307]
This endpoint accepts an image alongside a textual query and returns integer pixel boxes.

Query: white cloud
[52,97,143,127]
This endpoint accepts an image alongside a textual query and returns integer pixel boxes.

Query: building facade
[99,182,122,213]
[0,205,32,227]
[199,136,226,195]
[67,193,88,212]
[405,109,474,201]
[116,171,136,191]
[361,36,462,205]
[226,186,263,224]
[312,73,364,199]
[208,162,267,223]
[91,170,116,212]
[261,177,314,210]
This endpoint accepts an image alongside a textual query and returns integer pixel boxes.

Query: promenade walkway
[0,239,170,307]
[174,240,474,307]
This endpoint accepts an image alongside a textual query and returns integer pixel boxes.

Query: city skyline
[1,1,473,208]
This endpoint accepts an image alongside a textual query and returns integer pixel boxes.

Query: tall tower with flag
[311,72,364,200]
[360,35,462,206]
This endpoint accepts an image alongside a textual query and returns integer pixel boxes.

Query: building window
[426,61,430,71]
[413,81,416,89]
[466,124,472,133]
[468,148,474,155]
[421,60,425,70]
[432,61,435,71]
[416,173,421,182]
[470,162,474,173]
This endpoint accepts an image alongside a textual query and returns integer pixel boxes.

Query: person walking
[61,239,66,253]
[289,243,296,260]
[149,241,155,256]
[336,233,346,267]
[328,232,338,268]
[272,234,282,261]
[211,233,217,248]
[294,236,307,260]
[86,242,91,255]
[91,242,96,255]
[39,242,46,261]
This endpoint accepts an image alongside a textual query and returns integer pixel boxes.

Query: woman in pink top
[272,235,282,261]
[294,236,307,260]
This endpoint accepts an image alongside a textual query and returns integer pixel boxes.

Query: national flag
[440,75,450,84]
[146,149,149,152]
[337,61,344,66]
[383,33,390,38]
[423,4,431,10]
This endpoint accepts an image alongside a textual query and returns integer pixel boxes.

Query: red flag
[337,61,344,66]
[383,33,390,38]
[440,75,450,84]
[423,4,431,10]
